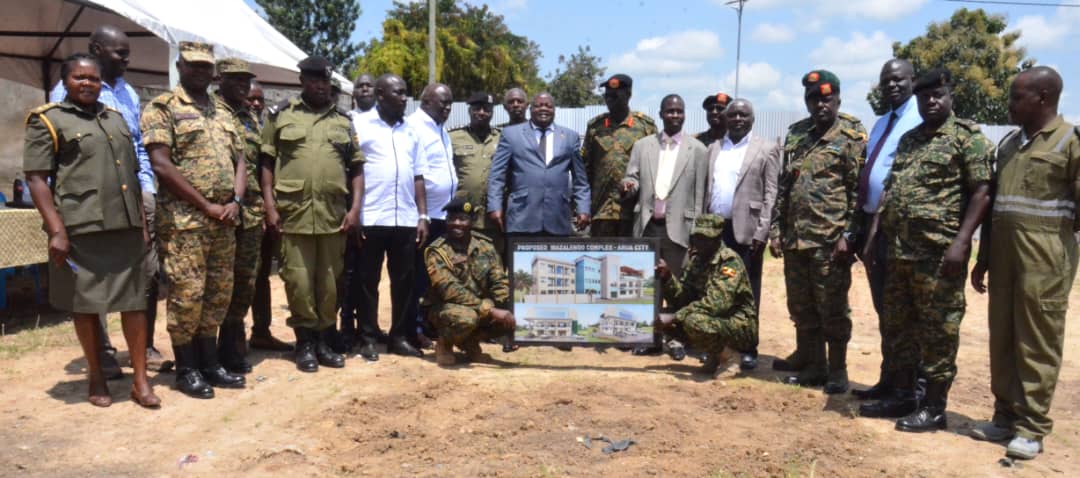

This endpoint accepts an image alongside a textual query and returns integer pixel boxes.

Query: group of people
[22,24,1077,463]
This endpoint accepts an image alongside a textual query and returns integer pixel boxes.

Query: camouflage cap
[702,92,731,110]
[600,73,633,90]
[691,214,725,239]
[802,69,840,98]
[178,41,214,64]
[216,57,255,77]
[912,67,953,94]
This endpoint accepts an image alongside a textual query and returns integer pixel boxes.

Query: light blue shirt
[863,95,921,213]
[50,78,156,194]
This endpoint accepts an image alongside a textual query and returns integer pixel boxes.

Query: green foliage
[256,0,362,69]
[866,8,1034,123]
[357,0,545,98]
[513,270,534,292]
[547,45,605,107]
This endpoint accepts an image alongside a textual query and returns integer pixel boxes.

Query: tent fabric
[0,0,353,93]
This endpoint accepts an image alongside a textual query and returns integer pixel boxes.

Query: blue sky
[251,0,1080,125]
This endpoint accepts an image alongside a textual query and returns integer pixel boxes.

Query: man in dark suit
[487,92,591,236]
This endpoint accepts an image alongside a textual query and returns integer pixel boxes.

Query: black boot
[197,335,246,388]
[294,328,319,373]
[852,367,893,400]
[860,368,917,418]
[173,342,213,399]
[773,329,811,372]
[823,340,849,394]
[316,328,345,368]
[218,320,252,374]
[784,334,826,386]
[896,379,950,432]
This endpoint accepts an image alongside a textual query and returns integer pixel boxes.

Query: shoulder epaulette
[633,111,656,124]
[24,103,60,124]
[267,98,294,117]
[998,129,1021,149]
[448,126,467,133]
[104,105,121,115]
[586,113,607,126]
[842,128,868,141]
[25,103,60,153]
[472,231,493,243]
[149,91,174,106]
[954,117,979,132]
[838,112,862,125]
[425,237,453,268]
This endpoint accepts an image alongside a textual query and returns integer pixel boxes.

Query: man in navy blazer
[487,92,591,236]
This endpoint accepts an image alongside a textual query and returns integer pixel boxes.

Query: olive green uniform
[423,234,511,345]
[261,97,363,331]
[879,115,993,384]
[24,101,145,313]
[219,95,264,328]
[663,245,757,356]
[987,116,1080,440]
[142,86,241,346]
[449,125,502,250]
[581,112,657,236]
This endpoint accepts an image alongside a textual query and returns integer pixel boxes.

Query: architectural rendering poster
[508,237,659,348]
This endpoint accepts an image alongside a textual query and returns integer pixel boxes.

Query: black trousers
[721,223,763,354]
[355,226,418,344]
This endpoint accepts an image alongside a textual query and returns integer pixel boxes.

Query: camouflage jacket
[142,85,241,232]
[581,111,657,220]
[424,234,509,319]
[694,130,724,149]
[771,113,866,250]
[449,125,501,231]
[879,114,993,260]
[663,246,756,323]
[216,93,263,229]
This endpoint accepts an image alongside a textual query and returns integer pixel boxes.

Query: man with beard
[694,93,732,148]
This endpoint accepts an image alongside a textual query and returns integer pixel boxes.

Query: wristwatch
[232,195,243,207]
[419,214,431,223]
[842,232,856,243]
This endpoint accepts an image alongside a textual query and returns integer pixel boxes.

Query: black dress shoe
[316,341,345,368]
[202,365,247,388]
[222,358,253,375]
[295,341,318,372]
[852,382,892,400]
[388,338,423,358]
[895,405,947,432]
[176,369,214,399]
[859,396,917,418]
[784,368,827,387]
[824,370,849,394]
[740,354,758,370]
[357,343,379,362]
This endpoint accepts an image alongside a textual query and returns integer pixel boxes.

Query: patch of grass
[0,319,79,360]
[537,464,561,478]
[783,457,817,478]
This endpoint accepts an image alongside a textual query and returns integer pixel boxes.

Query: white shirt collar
[722,131,752,149]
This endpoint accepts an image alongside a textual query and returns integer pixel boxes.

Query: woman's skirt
[48,228,146,314]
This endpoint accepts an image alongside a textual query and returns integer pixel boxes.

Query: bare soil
[1,258,1078,477]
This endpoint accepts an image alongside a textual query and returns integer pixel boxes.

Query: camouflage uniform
[771,112,865,375]
[449,125,503,254]
[663,216,757,355]
[879,114,993,383]
[581,111,657,236]
[423,234,511,346]
[142,85,241,346]
[693,131,723,149]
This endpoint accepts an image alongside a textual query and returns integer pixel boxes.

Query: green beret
[913,67,953,94]
[691,214,725,239]
[802,69,840,98]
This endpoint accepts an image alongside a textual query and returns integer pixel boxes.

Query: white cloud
[722,62,782,93]
[716,0,928,21]
[1012,15,1070,50]
[607,30,724,76]
[752,22,794,44]
[809,31,894,82]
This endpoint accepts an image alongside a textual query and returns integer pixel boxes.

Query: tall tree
[256,0,362,69]
[358,0,545,98]
[547,45,605,107]
[866,8,1033,123]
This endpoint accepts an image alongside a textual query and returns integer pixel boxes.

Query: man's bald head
[724,98,755,142]
[1017,66,1064,105]
[420,83,453,124]
[88,25,129,82]
[879,59,915,110]
[375,74,408,122]
[89,25,127,47]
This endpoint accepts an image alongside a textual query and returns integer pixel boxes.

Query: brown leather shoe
[130,386,161,409]
[250,333,294,351]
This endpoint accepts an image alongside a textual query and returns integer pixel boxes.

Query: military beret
[912,67,953,94]
[600,73,633,90]
[178,41,214,64]
[802,69,840,98]
[466,91,496,106]
[691,214,725,239]
[443,196,475,216]
[298,56,334,79]
[216,57,254,77]
[702,92,732,110]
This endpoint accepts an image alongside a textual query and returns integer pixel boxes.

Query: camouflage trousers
[159,223,236,345]
[223,225,263,326]
[783,247,852,343]
[673,313,756,355]
[429,303,514,346]
[883,255,966,383]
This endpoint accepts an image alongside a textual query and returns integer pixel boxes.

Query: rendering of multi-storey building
[523,307,576,338]
[596,307,638,337]
[531,256,576,295]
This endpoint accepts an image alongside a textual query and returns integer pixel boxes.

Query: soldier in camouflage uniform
[658,214,757,375]
[769,70,866,393]
[214,58,263,374]
[694,93,731,148]
[860,69,993,432]
[425,197,514,366]
[449,92,503,254]
[581,74,657,237]
[142,42,247,398]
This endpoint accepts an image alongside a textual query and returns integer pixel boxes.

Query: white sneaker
[1006,436,1042,460]
[969,422,1014,442]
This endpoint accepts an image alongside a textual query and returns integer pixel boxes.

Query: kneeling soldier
[425,197,515,366]
[657,214,757,375]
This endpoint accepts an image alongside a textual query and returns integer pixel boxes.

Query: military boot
[294,328,318,373]
[316,328,345,368]
[460,339,490,363]
[173,342,213,399]
[860,368,917,418]
[823,340,849,394]
[784,334,826,386]
[435,339,456,366]
[896,379,950,432]
[218,320,252,374]
[852,367,893,400]
[197,335,245,388]
[772,329,811,372]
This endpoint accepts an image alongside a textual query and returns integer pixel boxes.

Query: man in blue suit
[487,92,591,236]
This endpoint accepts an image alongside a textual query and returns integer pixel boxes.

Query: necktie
[857,112,897,209]
[538,128,549,164]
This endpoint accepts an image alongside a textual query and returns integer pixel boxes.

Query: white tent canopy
[0,0,353,99]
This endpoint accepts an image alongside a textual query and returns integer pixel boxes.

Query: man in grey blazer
[487,92,591,236]
[705,98,780,370]
[622,94,708,276]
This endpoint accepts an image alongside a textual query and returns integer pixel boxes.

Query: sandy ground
[1,257,1078,477]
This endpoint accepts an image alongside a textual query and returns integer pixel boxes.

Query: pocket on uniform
[1024,152,1068,194]
[173,119,204,158]
[1040,299,1068,312]
[274,178,306,213]
[58,186,102,227]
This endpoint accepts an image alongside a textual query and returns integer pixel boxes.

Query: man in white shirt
[349,74,430,361]
[705,98,780,370]
[852,59,922,406]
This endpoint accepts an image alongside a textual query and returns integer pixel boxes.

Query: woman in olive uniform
[23,53,159,408]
